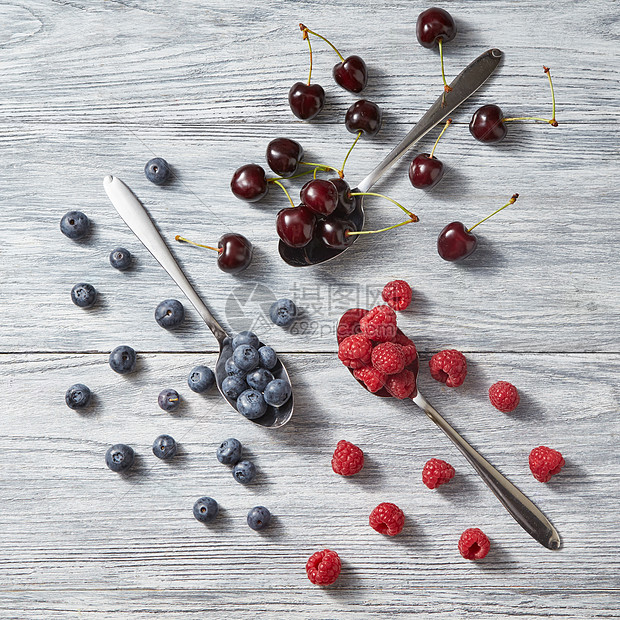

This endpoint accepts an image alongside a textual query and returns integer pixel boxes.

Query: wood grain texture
[2,0,619,616]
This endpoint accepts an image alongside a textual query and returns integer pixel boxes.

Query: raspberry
[422,458,455,489]
[385,369,416,399]
[371,342,405,375]
[429,349,467,387]
[382,280,412,311]
[401,344,418,366]
[337,308,368,345]
[353,366,386,393]
[369,502,405,536]
[489,381,520,412]
[338,334,372,369]
[306,549,341,585]
[458,528,490,560]
[529,446,565,482]
[359,305,397,342]
[332,440,364,476]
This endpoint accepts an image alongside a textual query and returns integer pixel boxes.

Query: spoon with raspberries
[336,306,561,550]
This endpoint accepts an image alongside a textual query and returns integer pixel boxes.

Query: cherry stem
[349,191,418,220]
[269,178,296,208]
[175,235,221,253]
[300,23,345,62]
[468,193,519,232]
[347,217,417,236]
[340,131,361,176]
[269,168,329,183]
[438,38,452,94]
[303,30,314,85]
[429,118,452,159]
[502,66,558,126]
[298,161,340,175]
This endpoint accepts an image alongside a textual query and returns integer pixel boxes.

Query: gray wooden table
[1,1,618,618]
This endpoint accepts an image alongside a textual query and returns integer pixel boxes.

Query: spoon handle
[103,175,228,344]
[412,392,561,550]
[357,48,503,193]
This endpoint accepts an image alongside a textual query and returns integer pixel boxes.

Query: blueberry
[221,376,247,400]
[109,345,137,374]
[60,210,89,240]
[193,497,218,523]
[263,379,291,407]
[158,388,180,412]
[155,299,184,329]
[65,383,91,410]
[187,365,215,393]
[105,444,135,472]
[258,345,278,370]
[71,283,97,308]
[152,434,177,459]
[233,460,256,484]
[216,438,242,465]
[269,298,297,327]
[246,368,274,391]
[247,506,271,531]
[232,345,259,372]
[232,331,260,350]
[236,389,267,420]
[145,157,171,185]
[109,247,132,271]
[225,357,246,377]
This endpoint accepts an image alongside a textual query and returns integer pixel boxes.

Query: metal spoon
[338,310,561,550]
[103,175,293,428]
[279,48,503,267]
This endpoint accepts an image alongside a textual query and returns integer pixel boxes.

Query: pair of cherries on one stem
[289,24,368,121]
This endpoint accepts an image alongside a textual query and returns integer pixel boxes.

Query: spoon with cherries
[103,175,293,428]
[279,48,504,267]
[336,308,561,550]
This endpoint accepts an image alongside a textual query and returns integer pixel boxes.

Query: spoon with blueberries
[103,175,293,428]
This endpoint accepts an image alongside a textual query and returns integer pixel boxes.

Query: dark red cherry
[288,82,325,121]
[416,7,457,48]
[317,217,355,250]
[469,104,507,143]
[218,233,253,273]
[230,164,268,202]
[276,205,317,248]
[437,222,477,261]
[266,138,303,178]
[300,179,338,216]
[345,99,382,136]
[329,177,355,216]
[409,153,444,190]
[333,55,368,93]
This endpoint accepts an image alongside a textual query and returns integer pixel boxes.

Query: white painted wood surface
[1,0,619,617]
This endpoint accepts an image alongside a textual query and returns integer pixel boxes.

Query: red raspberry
[489,381,520,412]
[353,366,386,392]
[369,502,405,536]
[338,334,372,369]
[306,549,341,585]
[401,344,418,366]
[458,528,490,560]
[359,305,397,342]
[429,349,467,387]
[385,369,416,399]
[529,446,565,482]
[422,458,455,489]
[382,280,412,311]
[337,308,368,345]
[332,440,364,476]
[371,342,405,375]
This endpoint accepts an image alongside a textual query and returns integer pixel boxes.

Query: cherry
[416,7,457,48]
[437,193,519,261]
[230,164,268,202]
[345,99,382,137]
[266,138,303,177]
[289,82,325,121]
[300,179,338,216]
[175,233,253,274]
[330,177,355,216]
[276,205,317,247]
[333,55,368,93]
[469,104,507,143]
[409,118,451,190]
[317,217,355,250]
